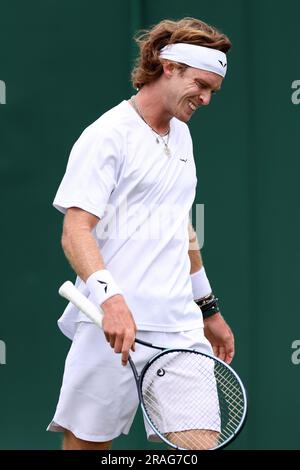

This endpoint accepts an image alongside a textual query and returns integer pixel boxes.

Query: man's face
[166,65,223,122]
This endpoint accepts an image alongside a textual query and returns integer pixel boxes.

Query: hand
[204,313,235,364]
[101,294,137,366]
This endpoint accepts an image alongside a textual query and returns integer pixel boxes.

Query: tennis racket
[59,280,247,450]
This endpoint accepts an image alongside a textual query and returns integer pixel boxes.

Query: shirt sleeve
[53,123,124,219]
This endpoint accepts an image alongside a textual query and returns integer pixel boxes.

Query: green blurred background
[0,0,299,450]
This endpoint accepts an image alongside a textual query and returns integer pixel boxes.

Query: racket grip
[58,281,104,329]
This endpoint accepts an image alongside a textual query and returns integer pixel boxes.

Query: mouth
[188,100,199,112]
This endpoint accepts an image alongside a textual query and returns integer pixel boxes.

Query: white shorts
[47,322,215,443]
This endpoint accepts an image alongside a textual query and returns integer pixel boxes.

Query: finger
[131,342,136,352]
[224,336,235,364]
[225,343,235,364]
[121,348,130,367]
[212,345,219,358]
[218,346,226,362]
[225,350,234,364]
[122,334,135,366]
[109,334,116,349]
[114,335,123,354]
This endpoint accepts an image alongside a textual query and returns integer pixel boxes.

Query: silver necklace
[130,96,171,157]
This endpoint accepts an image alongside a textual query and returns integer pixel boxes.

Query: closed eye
[195,81,207,90]
[195,80,220,94]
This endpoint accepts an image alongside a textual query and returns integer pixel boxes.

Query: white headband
[159,43,227,78]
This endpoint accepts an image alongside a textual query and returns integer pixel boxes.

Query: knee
[63,429,112,450]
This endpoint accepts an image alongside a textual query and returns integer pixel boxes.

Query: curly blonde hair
[131,17,232,89]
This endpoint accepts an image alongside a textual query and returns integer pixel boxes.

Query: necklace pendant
[164,145,171,157]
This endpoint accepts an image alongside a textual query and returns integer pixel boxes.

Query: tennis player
[47,17,234,450]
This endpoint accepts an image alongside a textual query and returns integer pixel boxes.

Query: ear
[161,60,176,78]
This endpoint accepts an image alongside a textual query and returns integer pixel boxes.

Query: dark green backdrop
[0,0,299,450]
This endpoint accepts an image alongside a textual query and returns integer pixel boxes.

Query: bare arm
[62,207,136,365]
[188,222,235,364]
[62,207,105,281]
[188,223,203,274]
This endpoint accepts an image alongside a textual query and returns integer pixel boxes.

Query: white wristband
[86,270,123,307]
[191,266,212,300]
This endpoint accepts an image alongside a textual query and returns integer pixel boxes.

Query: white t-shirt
[53,100,203,339]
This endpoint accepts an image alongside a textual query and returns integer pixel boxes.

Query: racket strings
[214,363,245,439]
[141,350,245,450]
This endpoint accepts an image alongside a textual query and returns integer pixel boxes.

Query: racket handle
[58,280,104,329]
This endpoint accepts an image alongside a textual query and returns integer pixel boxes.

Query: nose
[199,91,211,106]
